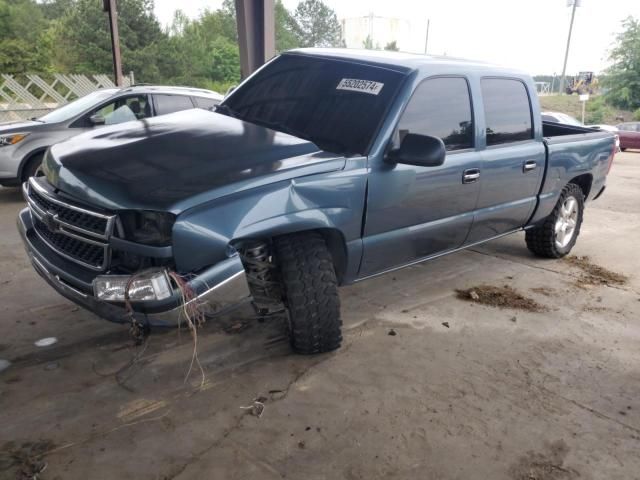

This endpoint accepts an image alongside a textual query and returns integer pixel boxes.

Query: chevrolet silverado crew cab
[18,49,616,354]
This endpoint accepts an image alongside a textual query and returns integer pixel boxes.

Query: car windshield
[39,89,119,123]
[219,54,406,155]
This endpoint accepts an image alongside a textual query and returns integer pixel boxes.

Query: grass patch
[539,95,633,124]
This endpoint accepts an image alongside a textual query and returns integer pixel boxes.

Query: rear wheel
[525,183,584,258]
[274,231,342,354]
[21,153,45,182]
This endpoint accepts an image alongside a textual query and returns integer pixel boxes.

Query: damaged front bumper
[17,208,251,327]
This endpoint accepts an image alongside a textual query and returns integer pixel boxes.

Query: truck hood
[45,109,346,213]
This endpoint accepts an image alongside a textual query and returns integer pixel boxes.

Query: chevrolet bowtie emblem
[43,211,58,232]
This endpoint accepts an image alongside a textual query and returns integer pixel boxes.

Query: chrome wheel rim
[555,197,578,248]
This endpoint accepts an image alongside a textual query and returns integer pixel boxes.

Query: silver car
[0,85,222,186]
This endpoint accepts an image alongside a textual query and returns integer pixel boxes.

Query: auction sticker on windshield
[336,78,384,95]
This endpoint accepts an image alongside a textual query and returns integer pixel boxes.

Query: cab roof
[285,48,526,77]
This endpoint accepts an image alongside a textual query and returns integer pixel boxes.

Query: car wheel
[274,231,342,354]
[525,183,585,259]
[21,153,45,182]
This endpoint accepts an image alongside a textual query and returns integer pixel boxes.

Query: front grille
[25,178,115,271]
[27,181,111,237]
[34,219,106,269]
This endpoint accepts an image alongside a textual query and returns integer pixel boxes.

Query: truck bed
[529,121,616,226]
[542,120,606,141]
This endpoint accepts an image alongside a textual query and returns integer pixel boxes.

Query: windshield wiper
[214,104,238,118]
[259,120,355,156]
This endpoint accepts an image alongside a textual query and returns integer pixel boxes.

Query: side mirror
[89,114,105,126]
[385,133,446,167]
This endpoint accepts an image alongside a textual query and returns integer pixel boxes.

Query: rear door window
[481,78,533,146]
[153,94,195,115]
[394,77,474,151]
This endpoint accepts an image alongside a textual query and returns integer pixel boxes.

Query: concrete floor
[0,153,639,480]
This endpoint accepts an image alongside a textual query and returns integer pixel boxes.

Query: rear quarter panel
[529,133,614,224]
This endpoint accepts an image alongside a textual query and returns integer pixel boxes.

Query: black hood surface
[46,109,340,212]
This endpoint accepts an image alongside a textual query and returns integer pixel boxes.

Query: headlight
[93,271,173,302]
[119,210,176,246]
[0,132,29,147]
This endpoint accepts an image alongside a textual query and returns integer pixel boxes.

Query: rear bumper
[18,208,251,327]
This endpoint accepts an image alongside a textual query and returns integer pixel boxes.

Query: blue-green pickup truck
[18,49,616,354]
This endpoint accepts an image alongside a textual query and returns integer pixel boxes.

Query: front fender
[172,159,368,277]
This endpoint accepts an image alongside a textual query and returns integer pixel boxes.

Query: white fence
[0,74,133,122]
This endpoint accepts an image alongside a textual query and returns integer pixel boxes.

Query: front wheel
[274,231,342,354]
[21,153,45,182]
[525,183,585,258]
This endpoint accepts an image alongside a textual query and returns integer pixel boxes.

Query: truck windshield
[219,54,406,156]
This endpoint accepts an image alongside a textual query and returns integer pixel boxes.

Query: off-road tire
[525,183,585,258]
[621,148,627,152]
[21,153,45,182]
[274,231,342,354]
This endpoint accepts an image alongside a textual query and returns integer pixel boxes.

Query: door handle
[462,168,480,184]
[523,160,537,172]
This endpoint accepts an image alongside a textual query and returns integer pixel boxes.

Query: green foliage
[0,0,51,73]
[585,96,614,124]
[294,0,343,48]
[362,35,374,50]
[275,0,301,51]
[604,16,640,110]
[51,0,166,82]
[0,0,340,89]
[384,41,399,51]
[634,108,640,121]
[210,37,241,83]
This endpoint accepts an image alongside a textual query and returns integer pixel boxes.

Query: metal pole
[581,98,586,123]
[235,0,275,80]
[424,19,430,54]
[559,0,578,95]
[103,0,123,86]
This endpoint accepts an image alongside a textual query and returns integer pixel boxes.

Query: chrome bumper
[18,207,251,327]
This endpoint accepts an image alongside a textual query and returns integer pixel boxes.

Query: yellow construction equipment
[565,71,598,95]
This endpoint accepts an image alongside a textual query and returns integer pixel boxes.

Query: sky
[153,0,640,75]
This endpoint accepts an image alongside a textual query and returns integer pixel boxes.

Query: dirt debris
[0,440,54,480]
[508,440,579,480]
[565,255,628,287]
[456,285,547,313]
[531,287,556,297]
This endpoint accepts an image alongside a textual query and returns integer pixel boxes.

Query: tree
[362,35,374,50]
[0,0,51,73]
[275,0,301,51]
[210,37,240,83]
[384,41,399,51]
[294,0,343,48]
[51,0,167,82]
[604,16,640,110]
